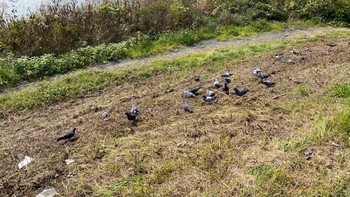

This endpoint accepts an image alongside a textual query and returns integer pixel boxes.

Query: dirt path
[94,26,335,70]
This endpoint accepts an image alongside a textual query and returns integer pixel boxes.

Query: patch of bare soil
[0,37,350,196]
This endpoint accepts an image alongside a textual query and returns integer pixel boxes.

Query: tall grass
[0,21,286,91]
[1,0,348,58]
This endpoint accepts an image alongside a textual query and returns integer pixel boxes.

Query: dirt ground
[1,33,350,196]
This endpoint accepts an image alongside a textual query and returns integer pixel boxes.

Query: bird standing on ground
[131,104,140,114]
[261,80,275,87]
[203,95,218,103]
[57,128,76,141]
[221,72,233,77]
[189,87,201,95]
[224,77,232,83]
[206,90,215,97]
[194,76,200,81]
[252,68,262,75]
[327,43,337,47]
[223,83,229,94]
[125,112,138,121]
[180,101,193,113]
[184,91,195,98]
[274,53,283,61]
[214,79,221,88]
[234,88,249,96]
[256,73,270,79]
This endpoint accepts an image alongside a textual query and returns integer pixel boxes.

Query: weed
[297,84,310,97]
[333,84,350,98]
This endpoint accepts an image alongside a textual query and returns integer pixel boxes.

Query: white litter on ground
[18,155,33,169]
[64,159,75,165]
[36,188,57,197]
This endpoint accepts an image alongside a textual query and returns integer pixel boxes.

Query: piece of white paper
[36,188,56,197]
[18,155,33,169]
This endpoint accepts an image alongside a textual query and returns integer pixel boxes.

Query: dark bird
[189,87,201,95]
[203,95,218,103]
[206,90,215,97]
[223,83,229,94]
[224,77,232,83]
[125,112,137,121]
[252,68,262,75]
[327,43,337,47]
[261,80,275,87]
[221,72,233,77]
[131,104,140,114]
[256,73,270,79]
[233,88,249,96]
[194,76,200,81]
[184,91,195,98]
[180,101,193,113]
[57,128,76,141]
[214,79,221,88]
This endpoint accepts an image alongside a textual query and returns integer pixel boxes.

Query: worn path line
[93,26,334,70]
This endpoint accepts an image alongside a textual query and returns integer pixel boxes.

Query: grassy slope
[0,20,313,92]
[1,28,350,196]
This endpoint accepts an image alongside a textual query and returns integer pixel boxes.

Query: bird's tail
[56,137,64,141]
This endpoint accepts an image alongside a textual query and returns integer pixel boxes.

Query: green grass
[247,164,294,196]
[333,84,350,98]
[0,149,6,156]
[307,84,350,147]
[1,28,349,112]
[95,175,145,197]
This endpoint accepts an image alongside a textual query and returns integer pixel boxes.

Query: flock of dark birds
[56,42,340,142]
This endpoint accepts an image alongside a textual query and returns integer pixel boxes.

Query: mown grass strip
[1,29,349,112]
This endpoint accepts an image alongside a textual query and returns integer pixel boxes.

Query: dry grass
[1,33,350,196]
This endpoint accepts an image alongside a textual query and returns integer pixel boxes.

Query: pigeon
[214,79,221,88]
[180,101,193,113]
[252,68,262,75]
[206,90,215,97]
[57,128,76,141]
[327,43,337,47]
[203,95,218,103]
[284,59,295,65]
[256,73,270,79]
[296,55,306,61]
[184,91,195,98]
[224,77,232,83]
[221,72,233,77]
[125,112,137,121]
[261,80,275,87]
[233,88,249,96]
[290,50,300,55]
[274,53,283,60]
[131,104,140,114]
[189,87,201,95]
[194,76,200,81]
[223,83,229,94]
